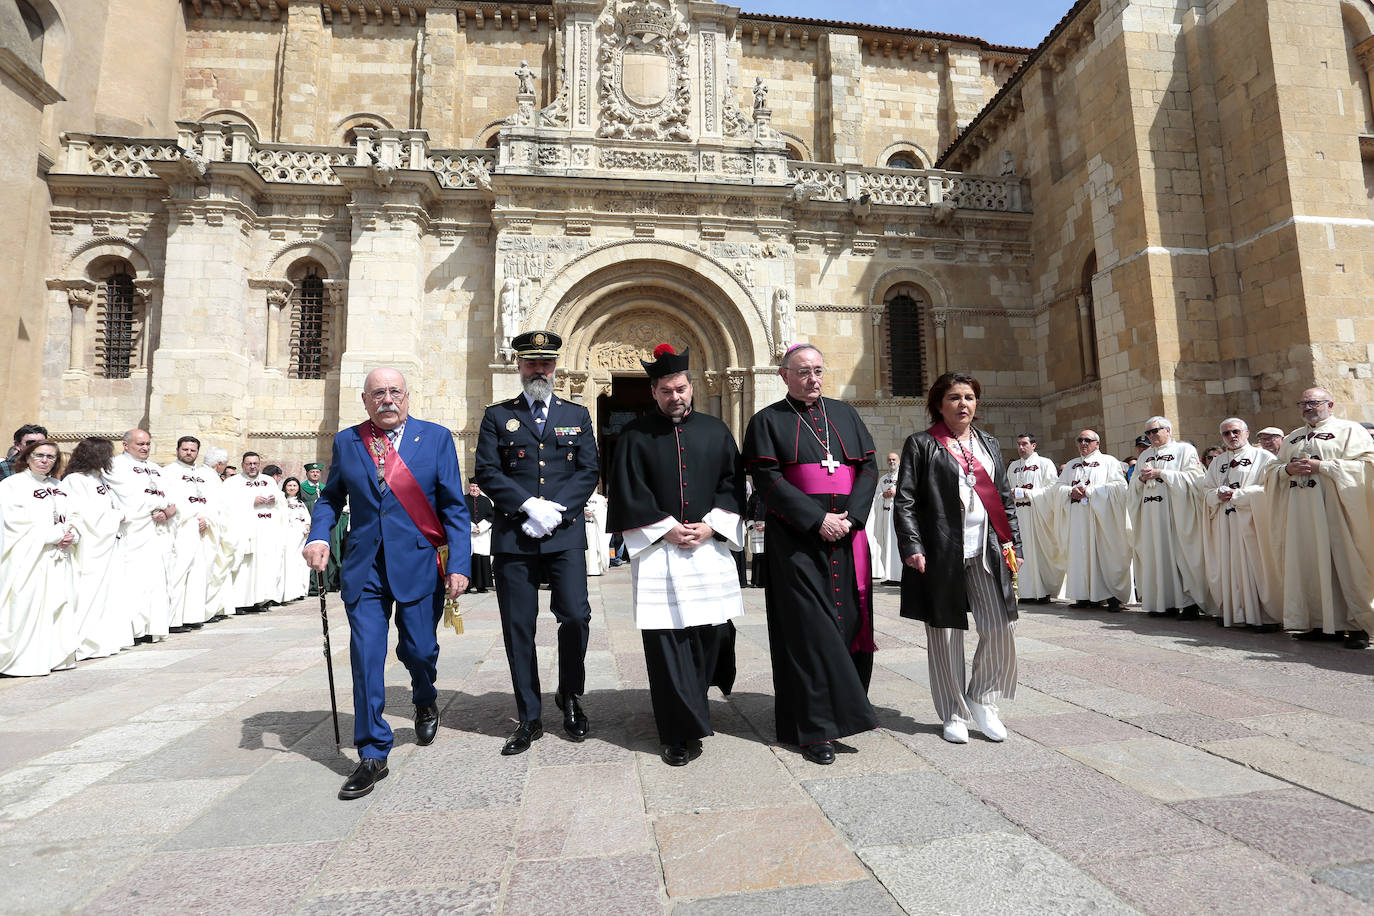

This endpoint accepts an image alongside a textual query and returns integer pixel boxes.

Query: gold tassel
[442,596,464,635]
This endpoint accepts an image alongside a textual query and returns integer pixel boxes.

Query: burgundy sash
[781,462,876,654]
[929,422,1015,548]
[358,422,447,577]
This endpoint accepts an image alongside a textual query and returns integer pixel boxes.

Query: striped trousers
[925,556,1018,724]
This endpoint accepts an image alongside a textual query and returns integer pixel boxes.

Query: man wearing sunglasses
[1129,417,1209,620]
[1272,388,1374,649]
[1053,430,1132,610]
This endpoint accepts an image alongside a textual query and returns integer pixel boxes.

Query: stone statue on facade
[772,288,794,358]
[500,277,525,357]
[752,77,768,112]
[515,60,536,96]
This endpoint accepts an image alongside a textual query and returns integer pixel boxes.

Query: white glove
[521,518,548,539]
[521,497,567,532]
[1013,487,1027,500]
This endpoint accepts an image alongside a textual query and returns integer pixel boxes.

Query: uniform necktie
[533,400,546,431]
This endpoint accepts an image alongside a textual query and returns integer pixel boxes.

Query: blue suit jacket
[309,416,472,605]
[474,394,599,554]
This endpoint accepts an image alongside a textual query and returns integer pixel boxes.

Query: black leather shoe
[802,741,836,765]
[1293,627,1327,641]
[1179,605,1202,620]
[1070,600,1095,609]
[1345,629,1370,649]
[555,691,589,741]
[660,742,703,766]
[1105,598,1122,612]
[415,703,439,746]
[1252,623,1281,633]
[338,757,388,800]
[502,720,543,756]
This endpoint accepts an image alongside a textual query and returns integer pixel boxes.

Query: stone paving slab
[1085,843,1371,915]
[311,809,515,894]
[671,879,903,915]
[1060,735,1286,802]
[1172,787,1374,870]
[505,854,666,916]
[1009,709,1146,747]
[1199,735,1374,811]
[804,771,1012,846]
[1316,864,1374,908]
[517,762,651,859]
[295,883,501,916]
[860,831,1139,915]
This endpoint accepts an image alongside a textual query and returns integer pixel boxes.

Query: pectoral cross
[821,452,840,475]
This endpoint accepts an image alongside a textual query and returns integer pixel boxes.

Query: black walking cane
[317,569,342,750]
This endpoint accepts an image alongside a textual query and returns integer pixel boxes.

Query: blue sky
[737,1,1073,49]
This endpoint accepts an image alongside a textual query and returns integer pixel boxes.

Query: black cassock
[465,493,494,591]
[743,396,879,746]
[607,408,743,746]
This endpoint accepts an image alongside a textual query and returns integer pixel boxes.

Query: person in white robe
[1053,430,1133,608]
[222,451,284,611]
[63,438,132,659]
[1256,427,1284,457]
[279,477,311,602]
[1201,419,1279,630]
[197,446,238,621]
[867,452,902,583]
[107,429,175,641]
[584,488,609,576]
[606,347,743,766]
[1007,433,1065,602]
[1129,416,1209,619]
[1267,387,1374,649]
[163,436,224,629]
[0,441,79,675]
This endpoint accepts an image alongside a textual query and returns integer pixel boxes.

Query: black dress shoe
[1179,605,1202,620]
[502,720,543,756]
[338,757,388,800]
[660,742,704,766]
[555,691,589,741]
[1293,627,1327,641]
[1345,629,1370,649]
[1070,600,1095,609]
[415,703,439,746]
[1252,623,1281,633]
[168,625,190,633]
[802,741,836,765]
[1105,598,1122,612]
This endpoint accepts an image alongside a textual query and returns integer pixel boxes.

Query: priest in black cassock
[465,480,495,593]
[743,342,879,765]
[607,344,744,767]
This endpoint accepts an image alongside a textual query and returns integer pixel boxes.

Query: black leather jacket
[892,427,1021,628]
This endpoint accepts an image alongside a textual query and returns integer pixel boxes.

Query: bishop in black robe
[743,384,880,753]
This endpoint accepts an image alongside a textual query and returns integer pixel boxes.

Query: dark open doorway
[596,374,655,490]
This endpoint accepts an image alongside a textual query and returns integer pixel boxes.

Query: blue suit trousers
[348,543,444,759]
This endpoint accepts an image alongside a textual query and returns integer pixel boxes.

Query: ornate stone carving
[539,67,570,127]
[577,22,592,126]
[701,31,717,133]
[499,276,528,358]
[721,71,751,138]
[588,308,703,372]
[771,288,795,358]
[599,149,690,171]
[596,1,692,141]
[515,60,536,96]
[752,77,768,112]
[67,287,95,310]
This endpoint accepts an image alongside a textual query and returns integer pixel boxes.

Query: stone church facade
[4,0,1372,474]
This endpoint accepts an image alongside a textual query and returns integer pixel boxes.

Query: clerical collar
[657,405,692,425]
[785,394,821,409]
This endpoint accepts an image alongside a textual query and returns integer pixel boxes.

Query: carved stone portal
[586,308,703,372]
[597,1,692,141]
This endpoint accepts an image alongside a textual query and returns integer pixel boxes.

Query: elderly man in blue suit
[306,367,470,799]
[476,330,600,755]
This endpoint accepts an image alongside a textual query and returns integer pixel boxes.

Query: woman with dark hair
[63,437,132,658]
[893,372,1022,744]
[280,476,311,603]
[0,440,79,675]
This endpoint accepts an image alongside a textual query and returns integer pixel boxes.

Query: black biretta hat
[641,344,690,379]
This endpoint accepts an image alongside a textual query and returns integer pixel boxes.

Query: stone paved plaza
[3,570,1373,915]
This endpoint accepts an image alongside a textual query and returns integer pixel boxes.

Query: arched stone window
[784,143,804,161]
[291,272,328,380]
[887,153,919,169]
[97,268,139,379]
[882,286,929,397]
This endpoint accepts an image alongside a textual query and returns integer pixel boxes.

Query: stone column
[66,284,95,373]
[931,309,948,375]
[870,308,884,396]
[278,0,331,144]
[420,6,461,147]
[1075,293,1098,382]
[726,369,746,443]
[820,33,863,164]
[265,284,291,375]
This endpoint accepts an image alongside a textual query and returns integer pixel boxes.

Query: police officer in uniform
[475,330,600,755]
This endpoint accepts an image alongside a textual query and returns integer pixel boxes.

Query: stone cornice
[0,47,63,107]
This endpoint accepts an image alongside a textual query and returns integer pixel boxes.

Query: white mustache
[377,404,400,414]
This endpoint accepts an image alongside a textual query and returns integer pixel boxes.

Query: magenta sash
[781,462,876,654]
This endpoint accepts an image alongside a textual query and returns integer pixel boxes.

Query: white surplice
[163,460,222,625]
[1008,453,1066,600]
[867,470,902,582]
[1201,444,1277,627]
[1267,416,1374,634]
[1053,451,1134,604]
[281,495,311,602]
[0,470,79,675]
[64,471,132,658]
[625,507,745,629]
[107,452,174,639]
[222,472,285,607]
[584,491,609,576]
[1129,441,1209,612]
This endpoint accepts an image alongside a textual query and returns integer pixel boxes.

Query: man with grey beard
[475,330,601,755]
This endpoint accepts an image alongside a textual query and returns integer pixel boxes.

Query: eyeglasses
[367,387,407,401]
[786,368,824,379]
[30,452,57,460]
[1221,429,1244,436]
[1144,427,1167,436]
[1296,400,1329,408]
[1076,437,1097,444]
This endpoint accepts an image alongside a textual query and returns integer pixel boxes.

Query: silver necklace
[951,432,977,487]
[789,398,840,474]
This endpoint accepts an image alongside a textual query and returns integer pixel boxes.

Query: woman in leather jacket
[893,372,1022,745]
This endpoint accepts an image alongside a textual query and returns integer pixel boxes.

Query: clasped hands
[819,510,851,542]
[1137,466,1163,482]
[520,497,567,539]
[1287,456,1320,477]
[665,521,714,549]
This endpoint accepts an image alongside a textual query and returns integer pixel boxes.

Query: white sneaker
[942,718,969,744]
[967,700,1007,742]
